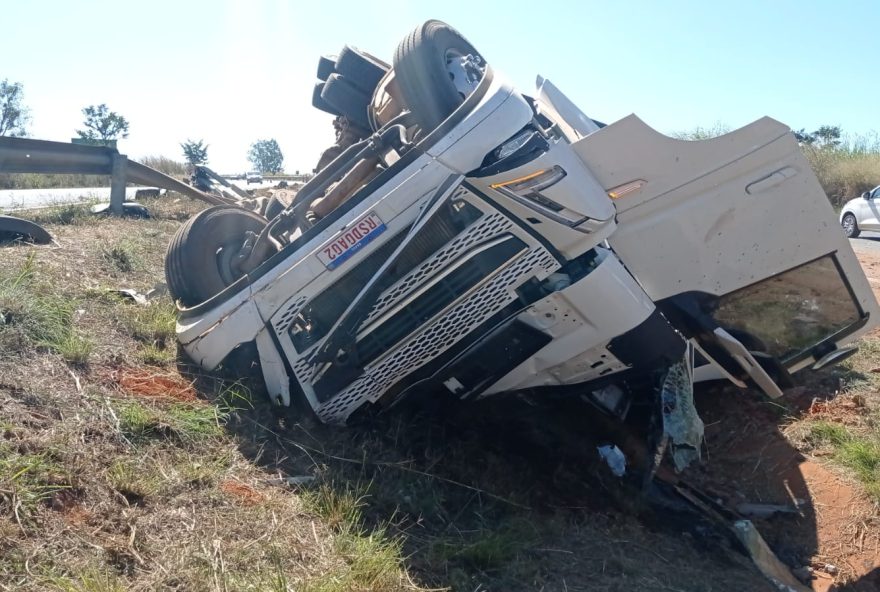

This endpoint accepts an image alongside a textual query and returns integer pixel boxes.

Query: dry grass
[0,195,419,592]
[0,192,789,592]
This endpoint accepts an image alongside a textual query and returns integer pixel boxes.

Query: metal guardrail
[0,137,232,214]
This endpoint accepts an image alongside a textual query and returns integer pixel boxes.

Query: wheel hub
[445,51,485,99]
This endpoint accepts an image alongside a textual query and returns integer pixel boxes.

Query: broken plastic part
[660,348,704,472]
[597,444,626,477]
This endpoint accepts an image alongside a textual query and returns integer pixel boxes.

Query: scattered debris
[732,519,812,592]
[597,444,627,477]
[90,202,150,218]
[267,475,316,488]
[735,501,806,519]
[110,283,168,305]
[0,214,52,244]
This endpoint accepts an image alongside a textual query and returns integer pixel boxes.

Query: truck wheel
[165,206,268,307]
[320,74,371,130]
[0,215,52,245]
[312,82,342,116]
[316,55,336,81]
[393,20,486,132]
[335,45,389,95]
[842,213,860,238]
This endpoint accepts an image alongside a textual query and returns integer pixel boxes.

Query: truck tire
[316,55,336,81]
[335,45,389,95]
[165,206,268,307]
[0,215,52,245]
[393,20,486,132]
[312,82,342,116]
[320,74,371,130]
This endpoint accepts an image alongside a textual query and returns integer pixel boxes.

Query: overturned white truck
[165,20,878,470]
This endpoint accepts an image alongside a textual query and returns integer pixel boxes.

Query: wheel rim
[843,215,855,236]
[444,49,485,99]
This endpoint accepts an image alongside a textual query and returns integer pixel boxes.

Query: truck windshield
[710,255,863,362]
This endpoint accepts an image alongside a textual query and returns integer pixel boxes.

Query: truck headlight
[491,166,583,224]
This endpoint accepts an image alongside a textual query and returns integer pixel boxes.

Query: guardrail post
[110,153,127,215]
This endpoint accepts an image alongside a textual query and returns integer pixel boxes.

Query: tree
[247,139,284,173]
[794,125,842,149]
[813,125,841,149]
[0,79,30,137]
[181,139,209,166]
[76,104,129,141]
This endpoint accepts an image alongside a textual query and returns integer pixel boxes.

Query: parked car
[164,20,878,473]
[246,171,262,184]
[840,185,880,238]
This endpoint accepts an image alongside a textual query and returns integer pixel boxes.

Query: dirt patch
[108,367,198,402]
[219,478,267,506]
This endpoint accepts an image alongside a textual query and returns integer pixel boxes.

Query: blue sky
[3,0,876,172]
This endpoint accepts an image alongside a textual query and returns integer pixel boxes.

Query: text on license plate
[317,212,386,270]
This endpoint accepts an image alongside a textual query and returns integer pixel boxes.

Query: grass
[302,483,408,592]
[10,202,98,226]
[0,254,93,363]
[100,240,143,273]
[806,421,880,499]
[116,398,225,443]
[0,444,70,522]
[117,298,176,346]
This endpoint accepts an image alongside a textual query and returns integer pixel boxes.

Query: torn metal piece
[736,501,805,519]
[660,346,704,472]
[732,520,812,592]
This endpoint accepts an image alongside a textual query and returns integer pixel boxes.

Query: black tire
[393,20,485,132]
[312,82,342,116]
[842,213,860,238]
[335,45,389,95]
[165,206,268,307]
[320,74,371,130]
[0,215,52,245]
[316,55,336,81]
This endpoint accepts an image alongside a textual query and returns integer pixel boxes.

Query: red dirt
[688,247,880,591]
[219,478,267,506]
[107,367,198,402]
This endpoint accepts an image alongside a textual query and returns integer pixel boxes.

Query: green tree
[0,79,30,137]
[76,104,130,141]
[813,125,841,149]
[247,139,284,174]
[180,139,209,166]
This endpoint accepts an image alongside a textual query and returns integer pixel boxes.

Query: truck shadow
[185,352,876,591]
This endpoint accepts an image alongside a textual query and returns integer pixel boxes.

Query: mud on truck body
[165,20,878,472]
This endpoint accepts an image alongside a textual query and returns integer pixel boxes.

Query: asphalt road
[0,186,159,211]
[0,179,280,211]
[849,231,880,255]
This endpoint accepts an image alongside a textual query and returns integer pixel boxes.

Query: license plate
[317,212,387,270]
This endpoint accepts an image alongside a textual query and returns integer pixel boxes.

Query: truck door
[571,115,878,389]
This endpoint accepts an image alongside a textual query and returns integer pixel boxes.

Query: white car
[164,21,878,472]
[840,185,880,238]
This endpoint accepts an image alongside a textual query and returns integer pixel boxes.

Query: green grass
[100,240,143,273]
[45,569,126,592]
[301,483,407,592]
[807,421,880,499]
[116,398,225,443]
[0,444,70,521]
[138,343,175,365]
[118,298,177,346]
[14,203,97,226]
[0,254,93,363]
